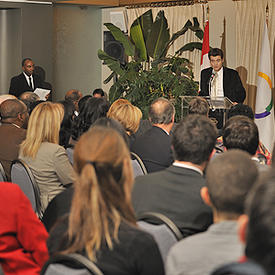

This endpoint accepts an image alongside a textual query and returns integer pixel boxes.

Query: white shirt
[23,72,34,89]
[211,67,224,97]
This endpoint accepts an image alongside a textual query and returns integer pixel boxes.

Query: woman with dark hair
[71,97,109,142]
[47,126,164,274]
[58,100,75,148]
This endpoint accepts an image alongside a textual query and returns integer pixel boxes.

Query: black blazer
[200,67,246,103]
[9,73,42,98]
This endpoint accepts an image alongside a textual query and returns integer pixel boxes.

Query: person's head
[239,170,275,274]
[92,88,105,98]
[20,92,40,111]
[22,58,34,76]
[72,97,109,141]
[108,98,131,115]
[172,115,217,165]
[227,104,254,120]
[223,115,259,156]
[208,48,224,72]
[188,97,209,116]
[149,97,175,125]
[92,117,129,147]
[20,102,64,158]
[0,94,17,105]
[0,99,29,129]
[78,95,92,114]
[107,103,142,135]
[202,150,258,220]
[65,89,83,111]
[65,126,135,260]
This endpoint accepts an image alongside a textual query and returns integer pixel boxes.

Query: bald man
[65,89,83,114]
[131,97,175,173]
[0,99,29,180]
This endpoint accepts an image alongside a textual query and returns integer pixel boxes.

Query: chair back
[0,161,7,182]
[66,147,74,165]
[11,159,42,218]
[41,253,104,275]
[131,152,147,177]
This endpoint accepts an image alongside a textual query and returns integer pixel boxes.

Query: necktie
[211,73,218,98]
[29,76,33,90]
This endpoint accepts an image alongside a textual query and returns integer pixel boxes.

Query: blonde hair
[108,103,142,134]
[20,102,64,158]
[107,98,130,115]
[64,126,136,261]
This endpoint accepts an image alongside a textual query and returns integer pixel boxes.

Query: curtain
[126,4,206,81]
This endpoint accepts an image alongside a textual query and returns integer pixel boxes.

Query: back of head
[245,170,275,274]
[92,88,105,97]
[67,126,135,260]
[227,104,254,120]
[223,115,259,155]
[20,102,64,158]
[65,89,83,103]
[188,97,209,116]
[149,97,175,125]
[208,48,224,59]
[172,115,218,164]
[206,150,258,216]
[78,95,92,113]
[20,92,40,102]
[0,94,17,105]
[72,97,109,141]
[108,98,130,115]
[0,99,26,121]
[107,103,142,134]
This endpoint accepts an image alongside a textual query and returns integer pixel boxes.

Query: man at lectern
[200,48,246,104]
[9,58,42,98]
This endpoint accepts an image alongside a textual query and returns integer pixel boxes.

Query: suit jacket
[200,67,246,103]
[131,126,174,173]
[132,165,213,236]
[0,123,26,181]
[9,73,42,98]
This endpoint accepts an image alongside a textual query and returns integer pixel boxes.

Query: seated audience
[0,94,16,104]
[223,116,268,171]
[19,102,74,213]
[132,115,217,236]
[188,96,209,116]
[71,97,109,143]
[216,104,271,164]
[92,88,105,98]
[131,97,174,173]
[107,101,142,147]
[19,91,40,111]
[65,89,83,115]
[47,126,165,275]
[0,99,28,180]
[166,150,258,275]
[0,182,48,275]
[58,100,76,148]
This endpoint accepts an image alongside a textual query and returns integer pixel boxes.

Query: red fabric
[0,182,49,275]
[200,21,210,68]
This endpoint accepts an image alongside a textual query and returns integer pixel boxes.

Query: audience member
[107,102,142,147]
[132,115,217,236]
[78,95,92,114]
[65,89,83,114]
[0,94,16,104]
[92,88,105,98]
[58,100,76,148]
[0,182,48,275]
[71,97,109,143]
[20,91,40,111]
[166,150,258,275]
[19,102,74,213]
[131,97,175,173]
[188,96,209,116]
[47,126,165,274]
[0,99,29,180]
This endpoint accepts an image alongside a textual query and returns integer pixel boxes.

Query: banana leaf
[147,10,170,59]
[98,49,125,76]
[188,18,204,40]
[130,19,147,61]
[103,71,115,84]
[138,9,153,46]
[176,42,203,55]
[104,23,135,57]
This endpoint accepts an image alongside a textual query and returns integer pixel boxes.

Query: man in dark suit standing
[132,115,217,237]
[131,97,175,173]
[9,58,42,98]
[200,48,246,103]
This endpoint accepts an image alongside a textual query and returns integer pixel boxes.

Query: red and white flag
[200,20,210,71]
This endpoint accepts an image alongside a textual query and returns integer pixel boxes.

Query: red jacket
[0,182,49,274]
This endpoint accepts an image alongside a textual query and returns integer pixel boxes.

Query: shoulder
[11,73,24,81]
[0,182,24,202]
[223,67,239,75]
[201,67,212,75]
[39,142,65,154]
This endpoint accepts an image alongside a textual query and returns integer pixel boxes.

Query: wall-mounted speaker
[104,31,125,65]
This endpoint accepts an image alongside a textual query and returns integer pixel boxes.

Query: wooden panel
[54,0,119,6]
[119,0,175,5]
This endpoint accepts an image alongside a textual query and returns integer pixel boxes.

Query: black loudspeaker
[104,31,125,64]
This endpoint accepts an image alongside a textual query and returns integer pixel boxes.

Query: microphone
[209,71,216,82]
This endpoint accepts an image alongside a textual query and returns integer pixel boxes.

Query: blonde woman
[19,102,74,212]
[47,126,164,275]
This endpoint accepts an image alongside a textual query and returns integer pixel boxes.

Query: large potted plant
[98,9,205,121]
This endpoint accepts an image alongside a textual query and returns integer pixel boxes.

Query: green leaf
[103,72,115,84]
[138,9,153,44]
[98,49,125,76]
[147,10,170,59]
[176,42,203,55]
[130,19,147,61]
[104,23,135,57]
[189,17,204,40]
